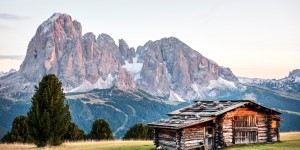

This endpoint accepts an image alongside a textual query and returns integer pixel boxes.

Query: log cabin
[148,100,282,150]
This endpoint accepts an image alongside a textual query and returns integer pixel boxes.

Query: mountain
[0,13,239,102]
[239,69,300,98]
[0,69,16,78]
[0,13,299,139]
[65,89,188,139]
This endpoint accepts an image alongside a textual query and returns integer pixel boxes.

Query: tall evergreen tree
[89,119,114,140]
[26,74,71,147]
[123,123,153,140]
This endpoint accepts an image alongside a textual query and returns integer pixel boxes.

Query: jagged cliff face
[289,69,300,78]
[0,13,238,101]
[18,13,133,91]
[135,38,238,100]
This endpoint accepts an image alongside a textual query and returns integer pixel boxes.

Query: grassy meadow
[0,132,299,150]
[0,140,155,150]
[224,132,300,150]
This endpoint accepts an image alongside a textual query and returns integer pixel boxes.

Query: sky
[0,0,299,79]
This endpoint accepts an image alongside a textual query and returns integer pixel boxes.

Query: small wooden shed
[148,100,282,150]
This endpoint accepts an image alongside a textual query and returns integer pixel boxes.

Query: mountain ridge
[0,13,239,102]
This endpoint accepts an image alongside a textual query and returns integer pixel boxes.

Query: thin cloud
[0,13,29,20]
[0,25,12,30]
[0,55,24,60]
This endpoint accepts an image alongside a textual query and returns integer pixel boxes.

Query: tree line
[0,74,153,147]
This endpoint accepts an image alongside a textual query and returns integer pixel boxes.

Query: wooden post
[154,128,159,148]
[266,115,272,142]
[176,129,182,150]
[214,115,224,148]
[277,121,280,141]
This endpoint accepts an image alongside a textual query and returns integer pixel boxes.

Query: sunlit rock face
[18,13,127,91]
[0,13,239,101]
[135,37,238,100]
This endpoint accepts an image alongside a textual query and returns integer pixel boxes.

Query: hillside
[65,89,188,138]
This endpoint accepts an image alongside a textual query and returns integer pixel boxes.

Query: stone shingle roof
[148,100,281,129]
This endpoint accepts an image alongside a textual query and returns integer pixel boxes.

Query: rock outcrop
[0,13,239,101]
[289,69,300,78]
[135,37,238,100]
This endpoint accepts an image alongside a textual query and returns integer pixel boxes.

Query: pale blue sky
[0,0,299,79]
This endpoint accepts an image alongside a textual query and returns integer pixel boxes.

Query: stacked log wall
[257,114,268,143]
[271,119,280,142]
[153,104,280,149]
[214,115,224,148]
[222,111,234,146]
[222,108,271,145]
[157,129,178,150]
[181,124,205,150]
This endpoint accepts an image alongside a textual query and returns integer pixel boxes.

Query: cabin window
[233,116,258,144]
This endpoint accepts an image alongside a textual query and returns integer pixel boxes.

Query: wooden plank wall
[181,124,204,149]
[271,119,280,142]
[222,107,280,145]
[153,107,280,149]
[156,129,178,149]
[214,115,224,147]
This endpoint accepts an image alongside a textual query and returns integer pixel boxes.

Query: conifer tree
[26,74,71,147]
[1,132,13,143]
[123,123,153,140]
[63,122,85,141]
[11,115,31,143]
[1,115,32,143]
[89,119,114,140]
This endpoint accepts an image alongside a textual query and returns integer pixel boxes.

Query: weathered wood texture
[214,114,224,147]
[151,101,281,149]
[271,119,280,142]
[156,129,178,150]
[222,107,280,146]
[181,124,205,149]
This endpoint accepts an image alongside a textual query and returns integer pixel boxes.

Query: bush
[123,123,153,140]
[1,115,32,143]
[63,122,85,141]
[89,118,114,140]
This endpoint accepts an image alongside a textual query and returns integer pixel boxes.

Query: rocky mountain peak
[135,37,238,100]
[289,69,300,78]
[19,13,83,83]
[0,13,239,101]
[119,39,136,63]
[39,13,82,38]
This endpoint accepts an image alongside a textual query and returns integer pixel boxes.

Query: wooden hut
[148,100,282,150]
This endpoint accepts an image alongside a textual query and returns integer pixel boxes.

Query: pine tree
[89,119,114,140]
[26,74,71,147]
[123,123,154,140]
[1,132,13,143]
[63,122,85,141]
[1,115,32,143]
[10,115,31,143]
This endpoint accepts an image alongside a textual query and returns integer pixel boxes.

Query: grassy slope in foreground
[0,132,299,150]
[224,132,300,150]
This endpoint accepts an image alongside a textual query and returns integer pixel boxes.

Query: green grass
[224,132,300,150]
[59,141,155,150]
[0,132,299,150]
[0,140,155,150]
